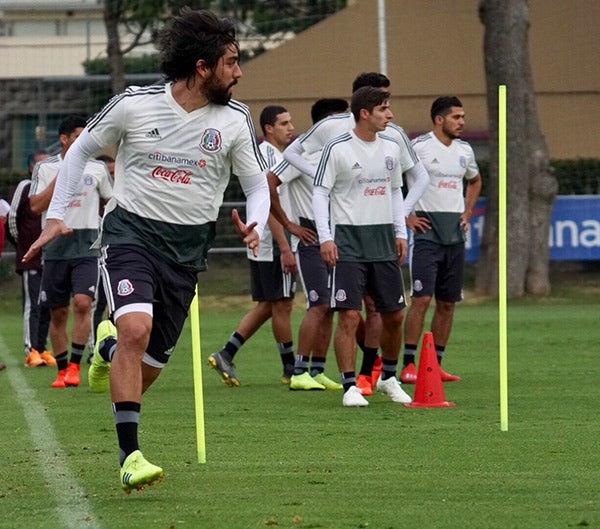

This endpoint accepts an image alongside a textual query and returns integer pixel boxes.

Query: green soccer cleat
[88,319,117,393]
[312,372,343,390]
[289,371,326,391]
[120,450,164,494]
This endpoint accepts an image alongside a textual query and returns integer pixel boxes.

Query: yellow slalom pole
[498,85,508,431]
[190,286,206,462]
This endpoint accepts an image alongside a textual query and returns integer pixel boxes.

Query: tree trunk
[104,0,126,95]
[477,0,557,296]
[526,97,557,294]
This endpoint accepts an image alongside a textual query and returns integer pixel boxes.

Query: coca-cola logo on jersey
[151,166,192,184]
[364,186,387,196]
[438,180,458,190]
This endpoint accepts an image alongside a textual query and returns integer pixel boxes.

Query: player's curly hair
[159,8,238,82]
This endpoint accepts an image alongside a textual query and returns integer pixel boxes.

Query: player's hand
[232,208,260,257]
[280,249,297,274]
[406,214,431,234]
[320,240,338,269]
[396,238,408,265]
[22,218,72,262]
[460,210,472,232]
[286,222,317,246]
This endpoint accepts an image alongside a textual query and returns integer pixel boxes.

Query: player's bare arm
[269,213,297,274]
[461,174,482,231]
[266,170,316,246]
[396,238,408,265]
[29,176,57,214]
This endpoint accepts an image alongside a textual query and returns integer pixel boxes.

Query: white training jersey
[314,131,404,262]
[299,112,418,173]
[29,154,112,260]
[250,140,293,261]
[271,145,317,237]
[409,131,479,245]
[85,83,267,270]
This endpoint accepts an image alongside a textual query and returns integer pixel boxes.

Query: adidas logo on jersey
[431,158,440,164]
[146,128,161,139]
[352,162,362,170]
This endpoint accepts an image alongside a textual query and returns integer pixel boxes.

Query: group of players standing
[210,73,481,408]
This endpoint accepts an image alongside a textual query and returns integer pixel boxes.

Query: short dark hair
[430,96,463,123]
[95,154,115,164]
[310,98,348,124]
[351,86,390,121]
[58,115,87,136]
[352,72,390,93]
[27,149,49,168]
[159,9,238,82]
[259,105,287,135]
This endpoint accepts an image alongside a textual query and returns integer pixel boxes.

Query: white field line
[0,338,101,529]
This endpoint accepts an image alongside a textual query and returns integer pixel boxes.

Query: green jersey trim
[414,211,466,245]
[101,205,216,271]
[336,224,397,261]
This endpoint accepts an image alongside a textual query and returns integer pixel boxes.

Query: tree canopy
[94,0,347,90]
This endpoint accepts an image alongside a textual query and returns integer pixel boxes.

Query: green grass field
[0,268,599,529]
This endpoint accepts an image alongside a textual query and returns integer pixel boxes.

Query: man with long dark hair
[24,9,270,493]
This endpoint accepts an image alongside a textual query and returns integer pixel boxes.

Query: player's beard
[204,73,235,106]
[442,121,461,139]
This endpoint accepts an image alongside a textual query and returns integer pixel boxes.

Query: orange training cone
[405,332,455,408]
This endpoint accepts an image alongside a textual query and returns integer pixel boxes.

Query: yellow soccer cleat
[120,450,164,494]
[88,320,117,393]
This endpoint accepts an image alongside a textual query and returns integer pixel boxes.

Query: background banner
[464,195,600,262]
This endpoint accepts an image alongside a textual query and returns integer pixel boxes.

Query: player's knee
[411,295,432,312]
[51,305,69,325]
[72,294,92,314]
[436,300,455,315]
[116,317,152,350]
[382,309,403,328]
[338,309,361,330]
[272,298,293,317]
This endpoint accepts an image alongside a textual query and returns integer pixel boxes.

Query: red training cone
[405,332,455,408]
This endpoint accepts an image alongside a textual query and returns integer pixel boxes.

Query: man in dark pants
[7,150,54,367]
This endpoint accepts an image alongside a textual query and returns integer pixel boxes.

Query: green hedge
[552,158,600,195]
[0,168,28,202]
[83,54,161,75]
[2,158,598,205]
[476,158,600,197]
[82,49,260,76]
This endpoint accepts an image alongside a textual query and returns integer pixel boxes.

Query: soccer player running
[23,9,270,493]
[281,72,429,397]
[313,87,412,407]
[401,96,482,383]
[29,117,113,387]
